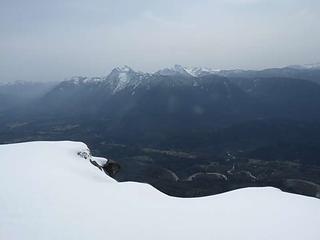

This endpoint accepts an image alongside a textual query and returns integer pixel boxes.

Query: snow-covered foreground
[0,141,319,240]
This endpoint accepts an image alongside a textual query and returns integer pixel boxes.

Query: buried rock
[102,159,121,177]
[90,157,120,177]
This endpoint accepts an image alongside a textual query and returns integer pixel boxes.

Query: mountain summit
[105,65,149,93]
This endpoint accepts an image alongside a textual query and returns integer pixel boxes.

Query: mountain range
[1,64,320,198]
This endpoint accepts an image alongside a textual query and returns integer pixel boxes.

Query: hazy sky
[1,0,320,82]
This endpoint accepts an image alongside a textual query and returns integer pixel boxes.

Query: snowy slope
[61,66,149,94]
[0,141,319,240]
[156,64,193,77]
[287,63,320,70]
[105,65,149,93]
[156,65,220,77]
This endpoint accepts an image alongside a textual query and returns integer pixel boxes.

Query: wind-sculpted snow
[0,141,319,240]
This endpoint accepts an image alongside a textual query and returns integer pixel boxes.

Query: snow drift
[0,141,319,240]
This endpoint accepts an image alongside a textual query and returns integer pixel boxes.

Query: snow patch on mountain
[105,65,150,93]
[68,76,103,85]
[157,65,220,77]
[184,66,221,77]
[157,64,193,77]
[114,65,132,72]
[114,72,131,92]
[287,63,320,70]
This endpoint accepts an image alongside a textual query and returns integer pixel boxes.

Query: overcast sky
[1,0,320,82]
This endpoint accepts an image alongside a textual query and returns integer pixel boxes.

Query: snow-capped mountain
[287,63,320,70]
[56,63,320,94]
[1,141,319,240]
[21,63,320,136]
[184,66,221,77]
[60,66,150,94]
[156,64,194,77]
[103,65,150,93]
[4,63,320,133]
[156,64,220,77]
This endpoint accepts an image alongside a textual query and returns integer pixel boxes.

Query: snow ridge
[0,141,320,240]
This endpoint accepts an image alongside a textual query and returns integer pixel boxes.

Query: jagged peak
[112,65,135,73]
[157,64,220,77]
[156,64,192,77]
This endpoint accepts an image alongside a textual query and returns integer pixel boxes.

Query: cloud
[0,0,319,82]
